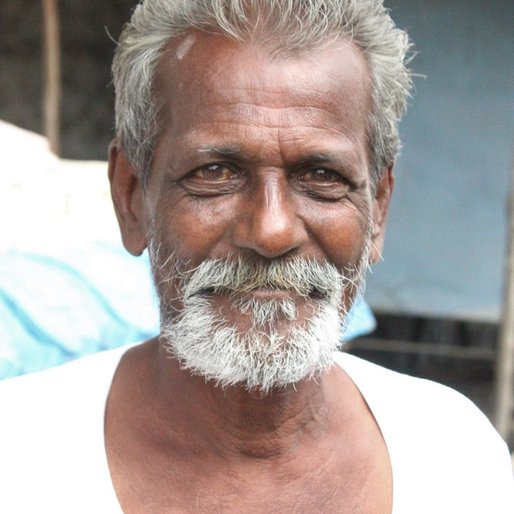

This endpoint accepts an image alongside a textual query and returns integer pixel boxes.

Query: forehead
[153,32,372,166]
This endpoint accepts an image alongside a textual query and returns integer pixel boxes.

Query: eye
[293,166,352,201]
[298,168,345,183]
[190,164,239,181]
[180,162,244,196]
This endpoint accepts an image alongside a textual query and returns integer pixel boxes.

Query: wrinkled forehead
[153,30,372,137]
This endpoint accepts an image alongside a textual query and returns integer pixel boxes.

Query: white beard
[151,247,370,394]
[161,291,345,394]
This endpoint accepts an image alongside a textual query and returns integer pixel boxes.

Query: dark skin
[107,32,394,513]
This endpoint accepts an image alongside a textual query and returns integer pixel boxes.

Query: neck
[146,340,354,461]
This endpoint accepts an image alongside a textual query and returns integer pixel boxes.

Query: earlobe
[370,166,394,264]
[108,140,148,256]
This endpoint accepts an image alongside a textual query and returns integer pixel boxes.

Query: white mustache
[179,256,357,303]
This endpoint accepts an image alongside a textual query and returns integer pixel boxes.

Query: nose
[231,174,308,259]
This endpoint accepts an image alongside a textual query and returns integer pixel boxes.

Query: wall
[0,0,135,160]
[368,0,514,321]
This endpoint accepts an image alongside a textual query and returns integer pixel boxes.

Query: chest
[107,440,392,514]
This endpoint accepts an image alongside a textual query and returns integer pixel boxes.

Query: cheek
[153,195,235,264]
[304,203,371,268]
[322,221,367,265]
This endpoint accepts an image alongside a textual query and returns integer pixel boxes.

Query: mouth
[239,288,295,300]
[195,286,327,301]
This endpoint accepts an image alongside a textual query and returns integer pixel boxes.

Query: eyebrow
[297,152,357,172]
[298,152,340,164]
[164,144,245,173]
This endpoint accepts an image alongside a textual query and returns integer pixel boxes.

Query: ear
[108,140,148,256]
[370,166,394,264]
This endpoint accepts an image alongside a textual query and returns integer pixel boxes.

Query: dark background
[0,0,135,160]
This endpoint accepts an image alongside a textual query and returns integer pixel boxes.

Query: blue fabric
[342,296,376,342]
[0,243,375,379]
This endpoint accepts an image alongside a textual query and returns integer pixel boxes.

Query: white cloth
[0,345,512,513]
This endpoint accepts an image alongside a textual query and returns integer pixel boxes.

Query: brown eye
[192,164,238,181]
[300,168,342,183]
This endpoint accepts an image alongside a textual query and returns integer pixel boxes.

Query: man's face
[112,32,392,391]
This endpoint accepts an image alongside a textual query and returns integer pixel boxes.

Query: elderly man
[1,0,513,512]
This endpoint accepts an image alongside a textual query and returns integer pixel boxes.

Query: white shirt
[0,345,512,513]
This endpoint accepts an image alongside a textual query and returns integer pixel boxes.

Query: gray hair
[113,0,413,187]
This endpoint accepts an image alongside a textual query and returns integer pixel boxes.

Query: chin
[160,293,346,394]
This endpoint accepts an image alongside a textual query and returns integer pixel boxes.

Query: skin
[107,31,394,513]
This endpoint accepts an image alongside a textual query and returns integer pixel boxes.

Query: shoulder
[0,343,130,410]
[0,343,130,431]
[335,352,514,513]
[334,351,505,451]
[0,344,132,434]
[335,351,492,421]
[0,344,131,513]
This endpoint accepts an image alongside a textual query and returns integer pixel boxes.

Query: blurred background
[1,0,513,446]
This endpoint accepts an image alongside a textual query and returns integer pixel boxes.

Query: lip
[198,287,295,299]
[201,288,324,301]
[245,288,328,301]
[241,288,294,300]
